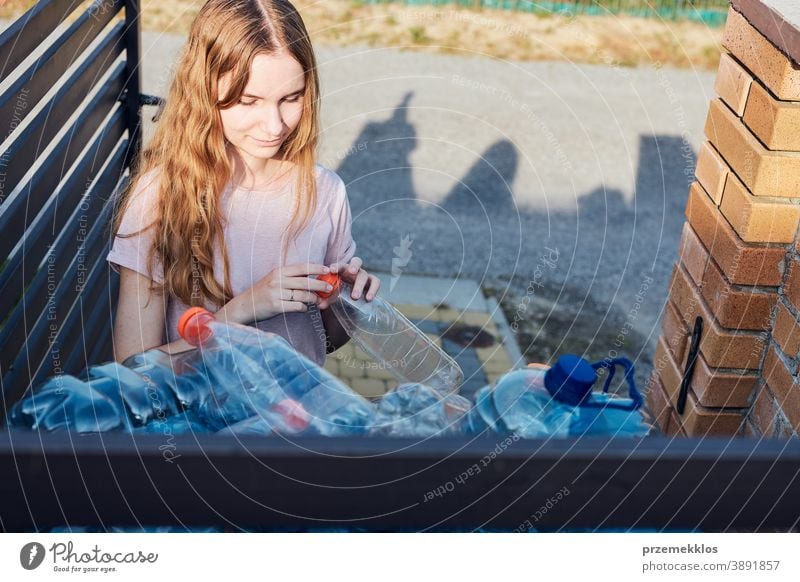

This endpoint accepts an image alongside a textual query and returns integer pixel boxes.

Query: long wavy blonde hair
[112,0,320,309]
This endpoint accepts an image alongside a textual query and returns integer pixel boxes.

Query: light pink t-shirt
[106,164,356,365]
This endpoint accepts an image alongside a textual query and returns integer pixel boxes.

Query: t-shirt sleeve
[324,174,357,266]
[105,171,165,283]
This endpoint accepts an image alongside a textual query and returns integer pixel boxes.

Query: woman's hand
[230,263,335,323]
[319,256,381,310]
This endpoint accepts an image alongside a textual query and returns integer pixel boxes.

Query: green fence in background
[359,0,730,27]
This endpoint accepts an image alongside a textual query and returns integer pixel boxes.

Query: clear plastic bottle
[120,348,209,411]
[370,383,472,437]
[466,355,651,438]
[315,273,464,395]
[177,307,376,435]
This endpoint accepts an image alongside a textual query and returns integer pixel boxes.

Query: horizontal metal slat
[39,155,128,382]
[50,229,117,387]
[0,96,127,321]
[0,61,126,263]
[84,177,126,371]
[1,182,120,408]
[0,434,798,532]
[83,267,120,369]
[0,21,125,197]
[0,121,126,403]
[0,1,80,84]
[0,0,124,137]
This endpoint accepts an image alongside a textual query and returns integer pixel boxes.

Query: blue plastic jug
[467,355,650,438]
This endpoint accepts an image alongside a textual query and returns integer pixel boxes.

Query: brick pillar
[648,1,800,438]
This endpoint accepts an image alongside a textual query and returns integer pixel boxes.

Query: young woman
[107,0,380,364]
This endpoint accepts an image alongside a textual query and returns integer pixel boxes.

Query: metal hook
[677,316,703,415]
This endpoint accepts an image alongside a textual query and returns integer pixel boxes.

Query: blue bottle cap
[544,354,597,406]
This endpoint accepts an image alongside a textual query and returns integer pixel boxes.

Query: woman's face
[218,51,306,167]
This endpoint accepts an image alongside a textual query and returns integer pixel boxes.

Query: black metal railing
[0,0,141,415]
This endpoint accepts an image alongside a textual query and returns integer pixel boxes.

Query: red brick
[705,98,800,199]
[778,417,797,439]
[786,259,800,312]
[675,390,745,437]
[664,266,702,344]
[743,78,800,152]
[701,256,777,331]
[720,171,800,244]
[668,263,767,369]
[695,142,729,205]
[685,182,786,287]
[656,336,744,436]
[661,299,689,367]
[656,327,757,408]
[699,319,766,372]
[645,372,672,434]
[749,385,782,438]
[773,301,800,358]
[722,8,800,101]
[714,52,753,116]
[691,351,758,408]
[763,344,800,432]
[654,336,683,403]
[729,1,800,70]
[742,420,760,438]
[678,223,709,286]
[699,321,767,372]
[666,411,687,437]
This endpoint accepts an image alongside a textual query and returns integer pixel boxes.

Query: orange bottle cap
[315,272,341,299]
[178,307,213,344]
[271,398,310,432]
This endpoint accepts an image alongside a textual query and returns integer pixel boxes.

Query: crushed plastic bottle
[9,375,132,433]
[85,361,182,426]
[370,383,472,437]
[467,355,651,438]
[120,349,210,411]
[177,308,376,435]
[133,410,210,435]
[215,399,311,437]
[315,273,464,396]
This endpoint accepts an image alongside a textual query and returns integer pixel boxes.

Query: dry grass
[2,0,723,69]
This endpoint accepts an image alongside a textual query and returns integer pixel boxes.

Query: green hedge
[359,0,730,27]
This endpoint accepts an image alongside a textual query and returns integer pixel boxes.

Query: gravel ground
[139,32,716,380]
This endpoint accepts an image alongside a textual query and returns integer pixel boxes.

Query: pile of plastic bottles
[7,306,652,438]
[10,307,376,437]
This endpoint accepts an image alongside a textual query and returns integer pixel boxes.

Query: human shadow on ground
[335,95,695,389]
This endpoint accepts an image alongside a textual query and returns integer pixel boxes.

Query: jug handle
[590,357,643,410]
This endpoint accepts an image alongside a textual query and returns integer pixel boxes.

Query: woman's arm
[113,267,265,361]
[112,267,186,361]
